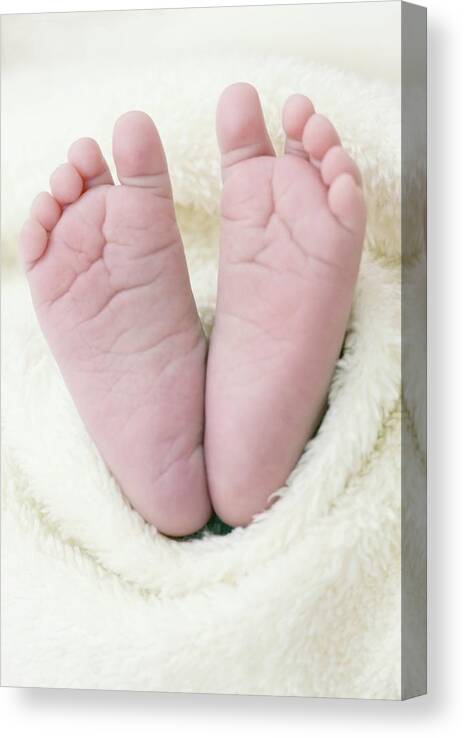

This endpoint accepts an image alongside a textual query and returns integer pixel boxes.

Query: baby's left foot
[206,84,366,526]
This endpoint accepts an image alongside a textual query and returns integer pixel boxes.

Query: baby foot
[205,83,366,526]
[20,112,211,537]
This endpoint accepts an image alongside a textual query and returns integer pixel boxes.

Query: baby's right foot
[20,112,211,537]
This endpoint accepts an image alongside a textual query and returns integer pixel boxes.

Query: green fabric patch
[178,513,233,541]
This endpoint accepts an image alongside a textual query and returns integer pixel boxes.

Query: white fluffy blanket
[1,44,424,698]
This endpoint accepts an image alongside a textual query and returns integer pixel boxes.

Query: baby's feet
[205,83,366,526]
[20,112,211,537]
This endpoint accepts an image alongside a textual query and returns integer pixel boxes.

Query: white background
[1,0,462,736]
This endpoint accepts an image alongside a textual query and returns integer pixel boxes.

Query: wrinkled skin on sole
[205,84,366,526]
[20,114,211,537]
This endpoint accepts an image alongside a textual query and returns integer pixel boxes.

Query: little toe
[50,163,84,205]
[30,191,62,232]
[328,172,366,235]
[282,94,315,159]
[68,137,114,189]
[112,111,172,197]
[302,113,341,164]
[216,82,275,180]
[19,218,48,270]
[321,145,362,187]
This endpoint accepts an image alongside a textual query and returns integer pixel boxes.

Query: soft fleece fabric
[1,52,425,698]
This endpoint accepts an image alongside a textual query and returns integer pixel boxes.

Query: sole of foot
[205,83,366,527]
[20,112,212,537]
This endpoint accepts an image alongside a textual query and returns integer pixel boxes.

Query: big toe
[216,83,275,179]
[112,111,172,197]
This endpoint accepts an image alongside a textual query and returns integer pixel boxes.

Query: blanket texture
[1,50,425,698]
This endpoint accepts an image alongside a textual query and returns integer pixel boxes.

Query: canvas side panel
[401,0,427,701]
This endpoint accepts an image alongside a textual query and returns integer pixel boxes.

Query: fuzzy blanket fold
[1,52,424,699]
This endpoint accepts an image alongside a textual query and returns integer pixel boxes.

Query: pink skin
[205,84,366,526]
[20,112,211,537]
[20,86,365,534]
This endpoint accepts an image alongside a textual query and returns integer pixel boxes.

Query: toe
[112,111,172,196]
[30,191,62,231]
[328,173,366,235]
[302,113,341,163]
[321,145,362,187]
[282,94,315,159]
[19,218,48,270]
[50,163,83,205]
[216,82,275,180]
[68,137,114,189]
